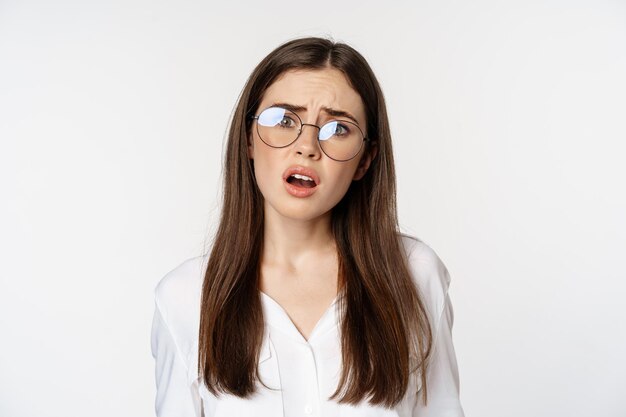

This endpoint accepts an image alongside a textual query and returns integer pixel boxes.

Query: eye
[333,123,350,136]
[279,116,297,128]
[257,107,300,129]
[319,121,353,141]
[327,122,352,137]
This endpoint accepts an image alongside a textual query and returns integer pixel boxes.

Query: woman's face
[247,67,376,223]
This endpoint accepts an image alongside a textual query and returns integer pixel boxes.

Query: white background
[1,0,625,416]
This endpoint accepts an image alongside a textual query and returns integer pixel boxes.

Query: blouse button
[304,404,313,414]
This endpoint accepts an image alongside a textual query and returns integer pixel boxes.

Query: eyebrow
[269,102,361,126]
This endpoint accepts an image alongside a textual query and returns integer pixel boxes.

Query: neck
[261,204,336,271]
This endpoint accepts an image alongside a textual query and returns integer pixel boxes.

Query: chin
[267,200,333,223]
[281,207,330,222]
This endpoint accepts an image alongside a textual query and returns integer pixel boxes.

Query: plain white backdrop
[1,0,625,416]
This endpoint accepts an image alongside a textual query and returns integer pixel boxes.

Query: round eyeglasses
[250,106,370,162]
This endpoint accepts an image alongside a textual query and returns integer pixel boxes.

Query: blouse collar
[259,290,342,345]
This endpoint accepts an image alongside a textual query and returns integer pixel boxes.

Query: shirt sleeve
[412,291,465,417]
[151,299,203,417]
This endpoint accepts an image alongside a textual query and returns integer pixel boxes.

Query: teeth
[291,174,314,182]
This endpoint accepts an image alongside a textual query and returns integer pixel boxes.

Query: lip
[282,165,320,198]
[282,165,321,185]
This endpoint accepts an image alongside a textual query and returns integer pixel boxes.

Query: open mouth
[286,173,317,188]
[282,166,320,198]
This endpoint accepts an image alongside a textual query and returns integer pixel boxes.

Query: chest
[259,278,338,341]
[259,254,339,341]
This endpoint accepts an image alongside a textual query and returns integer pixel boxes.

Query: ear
[352,144,378,181]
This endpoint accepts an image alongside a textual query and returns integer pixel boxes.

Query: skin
[247,67,378,340]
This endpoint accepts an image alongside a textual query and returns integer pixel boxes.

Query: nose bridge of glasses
[300,122,321,131]
[298,122,322,140]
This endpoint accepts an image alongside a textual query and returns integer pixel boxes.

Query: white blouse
[151,234,465,417]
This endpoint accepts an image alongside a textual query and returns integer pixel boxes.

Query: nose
[294,123,322,159]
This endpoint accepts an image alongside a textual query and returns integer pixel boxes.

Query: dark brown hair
[198,37,433,408]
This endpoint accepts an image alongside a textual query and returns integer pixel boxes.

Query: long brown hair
[198,37,433,408]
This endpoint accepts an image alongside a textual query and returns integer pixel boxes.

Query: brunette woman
[151,37,465,417]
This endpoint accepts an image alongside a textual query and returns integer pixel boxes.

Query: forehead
[259,68,366,125]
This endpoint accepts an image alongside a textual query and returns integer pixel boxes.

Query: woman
[151,37,465,417]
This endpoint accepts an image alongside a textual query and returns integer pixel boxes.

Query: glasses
[250,106,370,162]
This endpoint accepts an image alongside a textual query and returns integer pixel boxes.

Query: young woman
[151,37,465,417]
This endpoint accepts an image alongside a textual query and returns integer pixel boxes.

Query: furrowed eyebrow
[321,106,360,126]
[269,102,362,126]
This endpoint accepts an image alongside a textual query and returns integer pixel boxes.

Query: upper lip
[282,165,320,186]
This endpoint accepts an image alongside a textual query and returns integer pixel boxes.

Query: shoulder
[154,254,207,306]
[399,233,452,322]
[153,254,208,355]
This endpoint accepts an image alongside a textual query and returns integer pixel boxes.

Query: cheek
[250,137,285,199]
[252,149,274,191]
[326,165,359,201]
